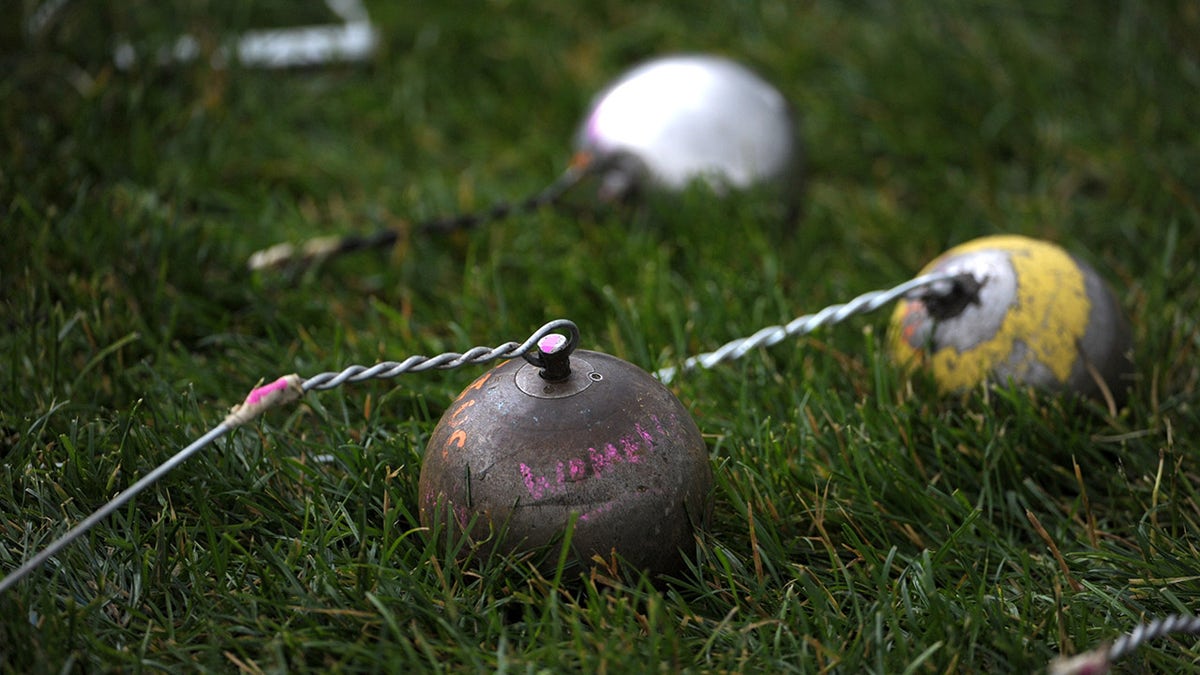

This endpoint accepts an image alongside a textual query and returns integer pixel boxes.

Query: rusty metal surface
[419,350,712,577]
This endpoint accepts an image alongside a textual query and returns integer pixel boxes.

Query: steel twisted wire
[1109,614,1200,661]
[0,319,579,595]
[655,271,972,383]
[0,424,232,595]
[1050,613,1200,674]
[248,160,595,270]
[301,319,580,391]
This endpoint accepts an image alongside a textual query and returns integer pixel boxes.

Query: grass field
[3,1,1199,671]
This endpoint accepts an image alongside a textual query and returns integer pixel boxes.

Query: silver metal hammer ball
[575,54,802,201]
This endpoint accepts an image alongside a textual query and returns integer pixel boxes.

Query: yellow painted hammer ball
[889,235,1133,400]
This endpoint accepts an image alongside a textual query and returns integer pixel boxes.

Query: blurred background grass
[2,0,1199,671]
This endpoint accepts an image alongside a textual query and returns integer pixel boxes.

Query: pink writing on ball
[578,486,666,522]
[518,413,674,500]
[421,490,473,531]
[578,500,618,522]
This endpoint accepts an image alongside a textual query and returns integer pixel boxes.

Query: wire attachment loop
[909,271,987,320]
[521,320,580,381]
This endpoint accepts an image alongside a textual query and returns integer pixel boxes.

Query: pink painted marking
[579,487,667,522]
[245,376,292,406]
[518,415,677,500]
[422,490,471,530]
[620,434,642,463]
[568,458,586,480]
[587,443,622,475]
[578,500,618,523]
[634,422,654,446]
[652,414,671,436]
[521,463,552,500]
[538,333,567,354]
[454,503,471,529]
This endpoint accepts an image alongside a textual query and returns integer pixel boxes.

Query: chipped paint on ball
[890,235,1132,399]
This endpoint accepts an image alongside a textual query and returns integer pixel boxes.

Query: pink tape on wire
[224,374,304,427]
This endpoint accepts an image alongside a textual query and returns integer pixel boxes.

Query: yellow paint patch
[890,235,1091,392]
[889,303,927,370]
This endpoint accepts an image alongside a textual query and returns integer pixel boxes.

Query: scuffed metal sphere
[575,53,802,202]
[418,339,712,578]
[889,235,1133,400]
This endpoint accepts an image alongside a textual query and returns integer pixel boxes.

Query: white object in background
[111,0,380,70]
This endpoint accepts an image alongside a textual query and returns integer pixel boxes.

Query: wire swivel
[522,320,580,382]
[909,271,987,321]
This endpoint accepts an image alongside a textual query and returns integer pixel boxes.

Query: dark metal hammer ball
[418,345,712,577]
